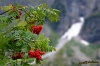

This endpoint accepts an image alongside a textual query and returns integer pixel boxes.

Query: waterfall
[61,17,84,40]
[61,17,89,46]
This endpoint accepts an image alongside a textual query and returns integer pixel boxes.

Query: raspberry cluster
[28,49,45,60]
[31,25,43,35]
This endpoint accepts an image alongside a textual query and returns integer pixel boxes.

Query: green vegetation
[49,29,60,46]
[41,38,100,66]
[0,3,60,65]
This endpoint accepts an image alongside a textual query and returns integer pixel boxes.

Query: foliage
[0,3,60,66]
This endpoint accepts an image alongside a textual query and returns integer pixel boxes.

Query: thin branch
[0,8,26,15]
[0,10,10,15]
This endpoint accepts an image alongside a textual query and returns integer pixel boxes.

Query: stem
[0,10,10,15]
[15,60,17,66]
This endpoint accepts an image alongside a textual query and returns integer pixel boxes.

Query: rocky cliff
[80,13,100,44]
[50,0,100,36]
[48,0,100,44]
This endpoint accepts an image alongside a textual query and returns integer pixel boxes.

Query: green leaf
[8,11,18,18]
[1,4,13,11]
[17,21,27,27]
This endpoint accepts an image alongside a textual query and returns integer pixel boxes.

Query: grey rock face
[48,0,100,43]
[50,0,100,36]
[80,14,100,44]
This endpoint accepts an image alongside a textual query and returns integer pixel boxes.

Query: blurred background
[0,0,100,66]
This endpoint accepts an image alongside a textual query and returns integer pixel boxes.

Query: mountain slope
[38,39,100,66]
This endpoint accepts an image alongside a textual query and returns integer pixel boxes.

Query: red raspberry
[31,25,43,35]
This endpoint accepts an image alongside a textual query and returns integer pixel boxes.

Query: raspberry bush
[0,3,60,66]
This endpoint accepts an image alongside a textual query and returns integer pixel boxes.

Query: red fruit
[34,51,42,60]
[16,11,22,19]
[31,25,43,35]
[34,51,40,57]
[36,56,42,60]
[39,52,45,55]
[16,52,23,59]
[12,55,17,60]
[19,11,22,16]
[36,49,45,55]
[11,52,23,60]
[16,15,20,19]
[28,49,44,60]
[28,50,35,58]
